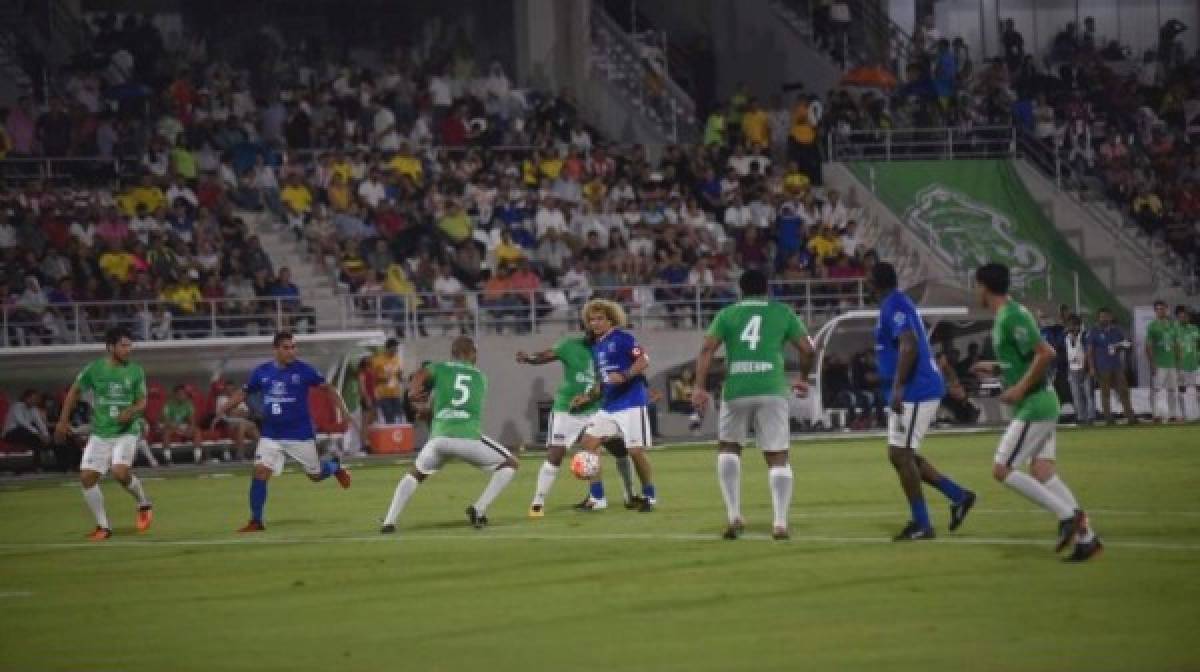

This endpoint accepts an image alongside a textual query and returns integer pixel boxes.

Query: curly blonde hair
[581,298,628,329]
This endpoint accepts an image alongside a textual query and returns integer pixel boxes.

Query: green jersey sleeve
[705,308,727,341]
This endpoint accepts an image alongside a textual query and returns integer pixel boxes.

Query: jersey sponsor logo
[436,409,471,420]
[1013,326,1029,343]
[730,361,775,374]
[574,372,595,385]
[270,381,289,396]
[631,345,645,358]
[893,311,907,327]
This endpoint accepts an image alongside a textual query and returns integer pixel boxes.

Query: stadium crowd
[0,12,881,345]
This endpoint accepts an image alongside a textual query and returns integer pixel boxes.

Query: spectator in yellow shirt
[437,200,472,244]
[741,98,771,151]
[387,143,423,185]
[327,172,352,212]
[494,229,525,267]
[280,174,313,215]
[370,338,406,423]
[118,175,166,216]
[807,223,842,261]
[98,247,136,283]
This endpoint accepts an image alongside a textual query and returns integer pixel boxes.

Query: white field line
[0,591,33,598]
[0,531,1197,553]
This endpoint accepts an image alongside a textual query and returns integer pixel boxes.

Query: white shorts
[255,437,321,476]
[1180,370,1200,387]
[81,434,139,474]
[1154,367,1180,390]
[718,395,791,452]
[547,411,593,447]
[993,419,1058,468]
[415,435,513,474]
[583,407,652,449]
[886,400,940,451]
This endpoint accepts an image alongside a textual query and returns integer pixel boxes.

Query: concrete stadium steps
[233,210,346,331]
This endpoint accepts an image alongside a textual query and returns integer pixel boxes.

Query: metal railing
[0,156,134,186]
[590,6,699,143]
[340,279,871,337]
[828,126,1016,163]
[1,297,319,348]
[1012,126,1197,294]
[774,0,916,75]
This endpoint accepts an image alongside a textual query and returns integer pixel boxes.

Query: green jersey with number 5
[706,299,809,400]
[426,360,486,439]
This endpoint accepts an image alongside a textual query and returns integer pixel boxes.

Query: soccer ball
[570,451,601,480]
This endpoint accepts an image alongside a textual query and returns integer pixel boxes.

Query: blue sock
[909,498,931,529]
[642,483,656,500]
[318,460,339,481]
[933,476,968,504]
[249,478,268,523]
[589,481,605,500]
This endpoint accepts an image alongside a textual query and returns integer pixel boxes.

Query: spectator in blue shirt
[268,267,316,332]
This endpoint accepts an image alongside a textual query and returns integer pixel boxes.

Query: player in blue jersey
[571,299,657,512]
[215,332,358,532]
[872,263,976,540]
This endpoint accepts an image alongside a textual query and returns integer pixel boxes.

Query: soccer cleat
[465,505,488,529]
[87,526,112,541]
[637,498,656,513]
[893,521,936,541]
[528,504,545,518]
[624,494,647,510]
[136,505,154,533]
[334,466,352,489]
[1056,510,1086,553]
[1063,537,1104,563]
[380,524,396,534]
[772,526,790,541]
[237,520,265,533]
[574,496,608,512]
[948,491,977,532]
[722,519,745,540]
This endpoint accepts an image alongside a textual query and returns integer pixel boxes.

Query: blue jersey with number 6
[244,360,325,440]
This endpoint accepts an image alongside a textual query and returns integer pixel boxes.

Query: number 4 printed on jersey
[740,315,762,351]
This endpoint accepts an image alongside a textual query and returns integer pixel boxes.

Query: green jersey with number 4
[1146,319,1179,368]
[551,336,599,414]
[426,360,486,439]
[993,301,1059,421]
[75,358,147,438]
[1178,323,1199,372]
[707,299,808,400]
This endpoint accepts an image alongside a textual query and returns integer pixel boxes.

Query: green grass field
[1,426,1198,672]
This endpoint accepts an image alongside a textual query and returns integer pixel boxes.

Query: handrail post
[805,281,813,325]
[693,283,701,325]
[209,300,218,337]
[946,127,953,159]
[276,298,284,331]
[473,291,481,335]
[529,289,537,333]
[73,303,81,343]
[857,278,864,307]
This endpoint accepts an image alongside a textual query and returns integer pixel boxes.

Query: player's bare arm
[54,382,81,443]
[691,335,722,408]
[213,389,248,427]
[790,334,816,396]
[516,349,557,365]
[571,383,602,411]
[319,383,363,435]
[606,351,648,385]
[1000,340,1055,405]
[116,395,147,425]
[408,368,432,402]
[891,331,918,414]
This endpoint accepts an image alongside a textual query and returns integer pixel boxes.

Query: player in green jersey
[692,270,815,540]
[380,336,518,532]
[1146,300,1183,423]
[971,264,1102,562]
[1175,305,1199,419]
[517,334,640,517]
[53,327,154,541]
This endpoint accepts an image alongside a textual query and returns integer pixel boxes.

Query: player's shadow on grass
[404,519,490,532]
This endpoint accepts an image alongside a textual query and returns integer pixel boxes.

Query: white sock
[614,456,636,501]
[716,453,742,524]
[532,462,559,507]
[121,476,150,507]
[382,474,420,526]
[82,485,109,529]
[768,465,794,530]
[1004,471,1073,519]
[475,466,516,515]
[1042,475,1095,542]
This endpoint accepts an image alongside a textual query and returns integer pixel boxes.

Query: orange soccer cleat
[237,520,265,533]
[136,506,154,533]
[334,467,352,489]
[87,526,112,541]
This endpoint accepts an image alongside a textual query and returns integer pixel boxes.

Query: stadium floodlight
[809,307,969,424]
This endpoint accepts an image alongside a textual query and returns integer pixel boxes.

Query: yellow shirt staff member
[370,338,406,424]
